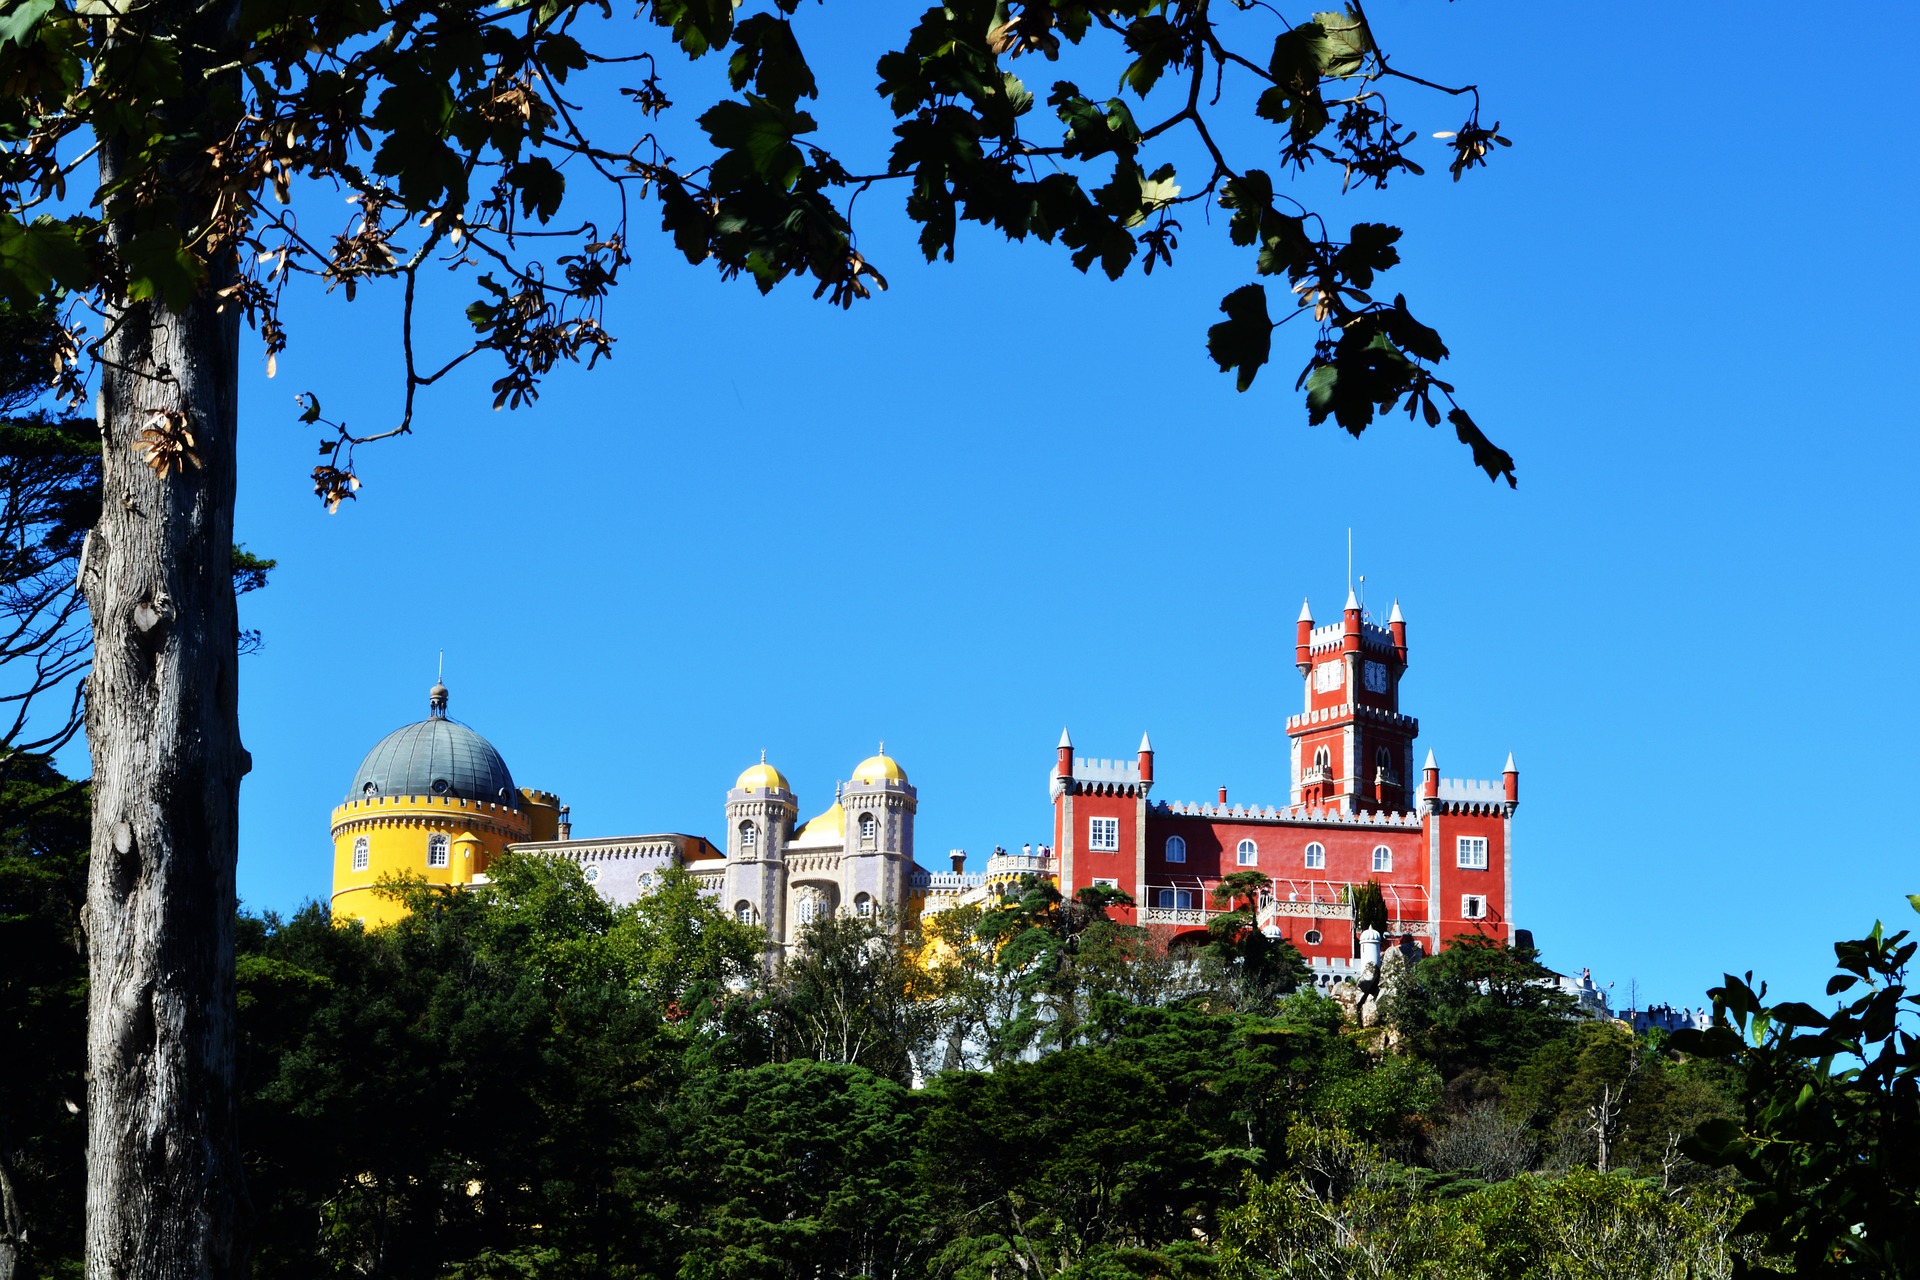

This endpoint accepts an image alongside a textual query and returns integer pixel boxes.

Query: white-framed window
[1303,841,1324,869]
[426,833,450,868]
[1314,746,1331,770]
[1165,835,1187,863]
[1462,894,1486,920]
[1457,836,1489,869]
[1156,888,1193,910]
[1304,928,1323,945]
[740,821,758,851]
[1238,838,1259,866]
[798,897,817,925]
[855,892,873,918]
[859,813,877,849]
[351,836,370,871]
[735,901,755,924]
[1372,845,1392,873]
[1089,816,1120,852]
[1091,877,1120,889]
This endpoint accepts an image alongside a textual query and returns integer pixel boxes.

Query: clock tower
[1288,590,1419,812]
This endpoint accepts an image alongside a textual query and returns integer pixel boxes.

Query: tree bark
[81,56,246,1275]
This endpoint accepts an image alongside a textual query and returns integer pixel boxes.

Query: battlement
[1437,778,1502,803]
[1306,619,1398,656]
[332,793,526,822]
[1073,756,1140,785]
[1153,800,1421,828]
[1287,704,1418,733]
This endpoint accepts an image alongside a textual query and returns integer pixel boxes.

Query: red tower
[1287,592,1418,813]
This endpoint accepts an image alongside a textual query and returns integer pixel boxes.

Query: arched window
[735,901,755,924]
[351,836,370,871]
[1372,845,1392,873]
[1237,839,1258,866]
[1303,841,1325,869]
[855,892,873,918]
[1314,746,1331,770]
[426,833,450,868]
[739,821,758,851]
[1156,888,1193,910]
[798,896,817,925]
[859,813,877,849]
[1165,835,1187,864]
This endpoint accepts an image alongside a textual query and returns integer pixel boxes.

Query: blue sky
[149,2,1918,1010]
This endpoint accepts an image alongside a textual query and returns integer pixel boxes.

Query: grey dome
[347,685,518,806]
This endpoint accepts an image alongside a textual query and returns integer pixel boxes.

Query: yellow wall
[330,793,533,928]
[521,789,562,843]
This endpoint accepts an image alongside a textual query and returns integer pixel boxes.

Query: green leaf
[0,215,88,303]
[508,157,565,222]
[699,96,816,191]
[727,14,817,105]
[0,0,54,46]
[1310,7,1372,77]
[1206,285,1272,392]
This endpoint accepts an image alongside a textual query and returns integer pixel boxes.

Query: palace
[330,586,1518,967]
[1048,589,1517,973]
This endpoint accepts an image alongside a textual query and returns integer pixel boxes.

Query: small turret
[950,849,966,874]
[1056,727,1074,782]
[1295,598,1314,672]
[1388,598,1407,666]
[1422,749,1439,803]
[1137,731,1154,789]
[1503,752,1518,806]
[1342,586,1362,655]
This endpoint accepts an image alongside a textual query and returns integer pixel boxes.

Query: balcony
[1300,765,1334,785]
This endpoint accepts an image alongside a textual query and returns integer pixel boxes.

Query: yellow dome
[851,753,907,784]
[735,759,789,792]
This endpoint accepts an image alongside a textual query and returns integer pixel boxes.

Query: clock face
[1313,660,1343,693]
[1363,660,1389,693]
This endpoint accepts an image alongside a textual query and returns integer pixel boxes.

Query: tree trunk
[81,82,246,1277]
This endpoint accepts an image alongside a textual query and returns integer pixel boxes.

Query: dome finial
[760,748,767,764]
[428,678,449,719]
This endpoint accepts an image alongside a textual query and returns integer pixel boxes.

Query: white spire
[1344,586,1359,611]
[1297,597,1313,622]
[1423,749,1437,770]
[1504,752,1517,773]
[1139,730,1153,753]
[1058,726,1072,749]
[1388,598,1403,624]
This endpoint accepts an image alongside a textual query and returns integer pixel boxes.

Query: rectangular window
[352,839,370,871]
[1092,877,1120,889]
[1457,836,1489,869]
[1089,816,1120,852]
[427,841,449,868]
[1461,894,1486,920]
